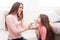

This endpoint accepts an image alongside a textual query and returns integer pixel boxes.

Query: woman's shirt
[6,14,25,39]
[38,25,47,40]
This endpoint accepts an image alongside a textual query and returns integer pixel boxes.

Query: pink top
[6,14,26,39]
[38,25,47,40]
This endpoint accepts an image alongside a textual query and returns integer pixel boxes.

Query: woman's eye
[20,7,23,9]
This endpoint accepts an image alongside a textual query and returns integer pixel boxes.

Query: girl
[29,14,55,40]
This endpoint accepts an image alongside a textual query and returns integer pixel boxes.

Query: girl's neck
[39,23,43,28]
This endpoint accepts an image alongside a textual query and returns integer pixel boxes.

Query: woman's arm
[28,23,38,30]
[6,16,28,34]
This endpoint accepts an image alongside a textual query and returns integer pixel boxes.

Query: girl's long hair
[40,14,55,40]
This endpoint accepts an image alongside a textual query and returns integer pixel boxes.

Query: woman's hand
[28,23,34,29]
[28,22,39,30]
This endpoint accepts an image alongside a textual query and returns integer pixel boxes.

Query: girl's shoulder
[40,26,47,34]
[41,26,47,31]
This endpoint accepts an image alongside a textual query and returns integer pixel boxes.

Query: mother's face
[18,4,23,14]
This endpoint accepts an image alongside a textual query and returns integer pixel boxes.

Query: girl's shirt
[38,25,47,40]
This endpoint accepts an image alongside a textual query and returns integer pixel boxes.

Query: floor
[0,30,37,40]
[0,30,60,40]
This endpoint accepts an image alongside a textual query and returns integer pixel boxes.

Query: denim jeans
[38,38,41,40]
[8,37,27,40]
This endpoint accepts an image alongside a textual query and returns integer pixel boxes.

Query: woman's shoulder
[6,14,14,20]
[6,14,14,18]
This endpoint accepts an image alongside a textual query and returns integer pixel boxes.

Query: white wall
[39,7,60,22]
[40,0,60,7]
[39,0,60,22]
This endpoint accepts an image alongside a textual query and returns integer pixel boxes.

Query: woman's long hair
[5,2,23,31]
[40,14,55,40]
[8,2,23,21]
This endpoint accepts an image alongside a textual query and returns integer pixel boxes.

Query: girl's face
[35,17,41,24]
[18,4,23,14]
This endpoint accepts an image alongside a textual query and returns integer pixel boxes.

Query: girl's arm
[41,27,47,40]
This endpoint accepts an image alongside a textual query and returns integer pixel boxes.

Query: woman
[29,14,55,40]
[6,2,29,40]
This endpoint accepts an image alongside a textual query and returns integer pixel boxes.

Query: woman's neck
[11,12,17,16]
